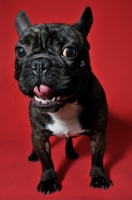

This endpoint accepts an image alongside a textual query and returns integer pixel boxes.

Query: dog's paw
[66,150,79,159]
[37,180,60,195]
[28,151,38,162]
[90,177,113,190]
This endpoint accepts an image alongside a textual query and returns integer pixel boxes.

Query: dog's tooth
[51,97,56,102]
[42,99,47,104]
[34,95,38,101]
[34,95,42,103]
[46,99,50,103]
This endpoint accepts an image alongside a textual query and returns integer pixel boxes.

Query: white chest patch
[47,101,85,138]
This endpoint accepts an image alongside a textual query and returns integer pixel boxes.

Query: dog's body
[15,7,112,195]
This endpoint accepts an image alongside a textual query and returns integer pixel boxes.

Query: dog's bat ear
[73,6,93,37]
[15,10,32,36]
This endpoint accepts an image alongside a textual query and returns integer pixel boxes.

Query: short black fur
[15,6,112,195]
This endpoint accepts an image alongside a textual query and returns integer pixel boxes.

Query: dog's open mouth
[30,84,73,111]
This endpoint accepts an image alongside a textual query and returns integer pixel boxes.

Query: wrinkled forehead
[17,23,84,47]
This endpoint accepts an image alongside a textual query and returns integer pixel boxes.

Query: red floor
[0,0,132,199]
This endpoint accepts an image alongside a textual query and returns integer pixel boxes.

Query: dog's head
[15,6,93,112]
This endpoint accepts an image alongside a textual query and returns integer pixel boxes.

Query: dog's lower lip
[30,93,74,110]
[31,95,64,109]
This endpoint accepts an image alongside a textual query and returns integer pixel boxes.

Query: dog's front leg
[32,132,60,195]
[89,132,113,189]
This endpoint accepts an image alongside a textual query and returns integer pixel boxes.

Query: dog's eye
[16,47,26,58]
[63,47,76,57]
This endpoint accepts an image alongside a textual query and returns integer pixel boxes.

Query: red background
[0,0,132,199]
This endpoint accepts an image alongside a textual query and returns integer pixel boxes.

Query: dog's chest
[47,102,84,138]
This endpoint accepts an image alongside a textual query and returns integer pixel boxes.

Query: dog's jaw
[31,92,77,113]
[27,84,70,112]
[27,80,87,113]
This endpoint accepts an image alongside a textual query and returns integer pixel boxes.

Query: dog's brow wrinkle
[40,25,51,50]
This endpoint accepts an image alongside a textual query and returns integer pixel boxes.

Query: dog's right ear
[15,10,32,36]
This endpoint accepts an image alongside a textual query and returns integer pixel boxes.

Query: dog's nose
[32,58,49,76]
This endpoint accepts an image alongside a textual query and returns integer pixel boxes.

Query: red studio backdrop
[0,0,132,199]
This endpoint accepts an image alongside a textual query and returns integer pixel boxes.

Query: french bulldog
[15,6,112,195]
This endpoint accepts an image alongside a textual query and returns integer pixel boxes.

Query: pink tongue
[33,84,53,99]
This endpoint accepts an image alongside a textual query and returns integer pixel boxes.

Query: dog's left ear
[15,10,32,36]
[73,6,93,37]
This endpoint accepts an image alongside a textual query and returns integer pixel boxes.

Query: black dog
[15,6,112,195]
